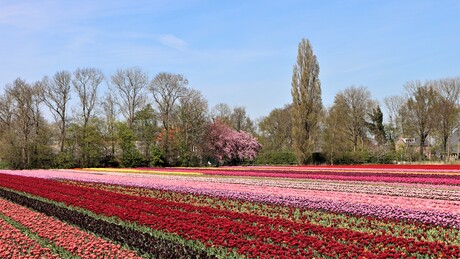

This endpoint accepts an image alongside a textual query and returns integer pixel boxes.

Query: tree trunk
[419,135,425,161]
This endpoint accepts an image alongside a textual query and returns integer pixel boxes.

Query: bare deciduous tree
[0,94,14,133]
[38,70,72,152]
[72,67,104,166]
[384,95,408,143]
[73,67,104,128]
[332,86,374,152]
[432,77,460,159]
[405,80,438,161]
[132,104,159,163]
[230,106,255,133]
[101,91,118,162]
[210,103,232,124]
[323,105,348,164]
[258,104,292,152]
[175,88,209,165]
[149,72,188,163]
[1,78,48,168]
[111,67,148,129]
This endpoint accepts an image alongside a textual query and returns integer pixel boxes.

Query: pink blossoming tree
[207,119,261,165]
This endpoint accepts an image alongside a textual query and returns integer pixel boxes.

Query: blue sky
[1,0,459,120]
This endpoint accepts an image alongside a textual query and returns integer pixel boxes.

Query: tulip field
[1,165,460,258]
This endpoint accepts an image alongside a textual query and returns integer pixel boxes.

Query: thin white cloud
[193,48,273,64]
[159,34,188,51]
[0,1,51,29]
[0,1,125,31]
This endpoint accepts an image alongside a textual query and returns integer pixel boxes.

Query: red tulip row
[63,180,460,247]
[61,180,460,258]
[2,173,459,258]
[0,187,215,259]
[0,197,141,259]
[0,174,342,258]
[0,212,59,259]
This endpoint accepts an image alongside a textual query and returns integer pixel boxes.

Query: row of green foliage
[254,150,399,165]
[255,151,297,165]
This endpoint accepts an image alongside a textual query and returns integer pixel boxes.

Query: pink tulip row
[163,177,460,215]
[0,214,59,258]
[2,169,460,227]
[201,170,460,185]
[6,168,460,191]
[209,177,460,201]
[29,169,458,216]
[113,173,460,201]
[0,198,142,259]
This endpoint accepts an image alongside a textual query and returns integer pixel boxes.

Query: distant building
[396,128,460,161]
[395,136,433,161]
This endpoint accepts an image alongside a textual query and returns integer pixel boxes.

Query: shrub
[256,151,297,165]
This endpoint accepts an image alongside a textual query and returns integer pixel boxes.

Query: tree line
[0,68,260,169]
[258,38,460,165]
[1,38,459,168]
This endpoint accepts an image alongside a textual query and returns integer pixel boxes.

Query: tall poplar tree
[291,38,322,164]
